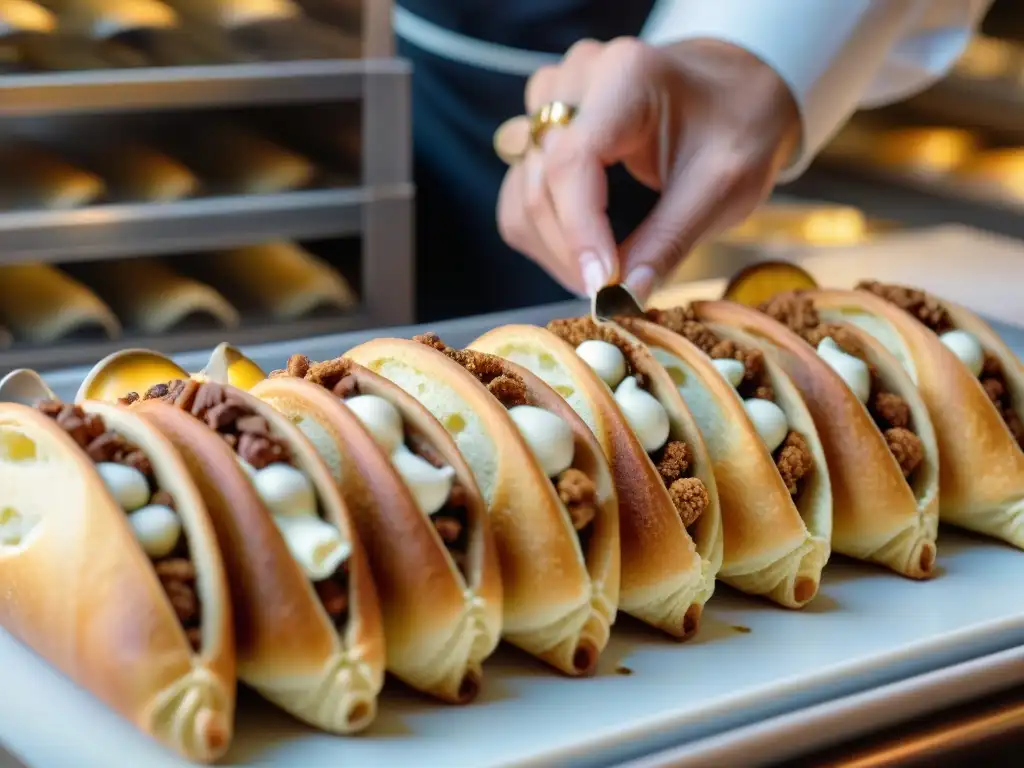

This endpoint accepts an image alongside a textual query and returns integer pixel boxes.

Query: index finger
[540,39,658,283]
[539,125,618,282]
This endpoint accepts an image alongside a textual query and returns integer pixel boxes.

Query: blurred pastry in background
[957,148,1024,200]
[171,122,316,195]
[869,128,980,176]
[36,0,231,66]
[0,263,120,343]
[41,0,177,38]
[165,0,360,59]
[954,35,1024,81]
[189,241,357,320]
[0,145,105,209]
[90,143,200,202]
[292,0,360,34]
[0,0,55,35]
[0,0,55,72]
[71,258,240,334]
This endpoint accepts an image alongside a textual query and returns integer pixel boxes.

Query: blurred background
[0,0,1022,375]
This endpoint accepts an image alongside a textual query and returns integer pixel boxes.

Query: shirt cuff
[641,0,917,179]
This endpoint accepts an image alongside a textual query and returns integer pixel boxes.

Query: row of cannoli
[0,243,357,345]
[0,0,361,67]
[0,271,1020,762]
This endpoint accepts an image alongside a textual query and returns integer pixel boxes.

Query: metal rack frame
[0,5,413,374]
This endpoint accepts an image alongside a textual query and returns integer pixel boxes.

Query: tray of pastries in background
[0,0,368,70]
[0,115,360,207]
[1,253,1023,766]
[0,239,359,367]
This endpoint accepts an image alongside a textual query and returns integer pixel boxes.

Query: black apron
[398,1,659,321]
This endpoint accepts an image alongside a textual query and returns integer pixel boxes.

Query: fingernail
[624,265,658,300]
[580,252,609,296]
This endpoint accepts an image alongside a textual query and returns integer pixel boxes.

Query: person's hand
[494,37,801,300]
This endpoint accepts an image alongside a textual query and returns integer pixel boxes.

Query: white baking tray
[1,531,1023,768]
[8,285,1024,767]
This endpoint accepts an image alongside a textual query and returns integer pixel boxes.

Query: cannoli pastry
[470,319,723,637]
[622,310,832,608]
[677,296,940,578]
[344,335,622,674]
[75,354,386,733]
[239,354,504,701]
[0,0,56,36]
[0,371,234,762]
[816,281,1024,548]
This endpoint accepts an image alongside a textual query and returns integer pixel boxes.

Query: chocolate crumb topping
[638,308,813,499]
[556,468,597,530]
[273,353,361,400]
[856,281,954,334]
[36,400,201,650]
[544,317,713,525]
[125,380,351,628]
[414,333,530,408]
[640,308,775,401]
[858,281,1024,450]
[651,441,709,527]
[774,432,813,494]
[759,292,925,482]
[405,432,472,576]
[668,478,708,528]
[415,333,603,543]
[547,317,649,389]
[138,380,291,469]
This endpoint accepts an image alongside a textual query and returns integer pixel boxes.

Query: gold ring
[530,101,578,147]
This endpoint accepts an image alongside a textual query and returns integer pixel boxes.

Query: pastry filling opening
[36,400,202,650]
[856,280,1024,448]
[759,293,925,483]
[640,308,814,500]
[414,333,600,550]
[546,318,708,530]
[274,354,472,578]
[123,381,353,633]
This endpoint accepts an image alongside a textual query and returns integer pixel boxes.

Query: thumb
[619,157,743,300]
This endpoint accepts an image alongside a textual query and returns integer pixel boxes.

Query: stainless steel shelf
[0,58,411,117]
[0,183,413,263]
[0,311,373,375]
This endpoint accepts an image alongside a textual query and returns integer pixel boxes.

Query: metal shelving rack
[0,0,413,373]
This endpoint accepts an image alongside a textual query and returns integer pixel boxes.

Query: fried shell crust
[0,402,234,763]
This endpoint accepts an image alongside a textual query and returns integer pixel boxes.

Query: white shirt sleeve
[641,0,994,179]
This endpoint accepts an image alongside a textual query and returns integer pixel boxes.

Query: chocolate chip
[235,414,269,434]
[204,402,247,431]
[314,578,349,620]
[85,432,126,463]
[149,489,175,509]
[155,557,196,581]
[433,516,463,543]
[237,432,287,469]
[122,450,153,478]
